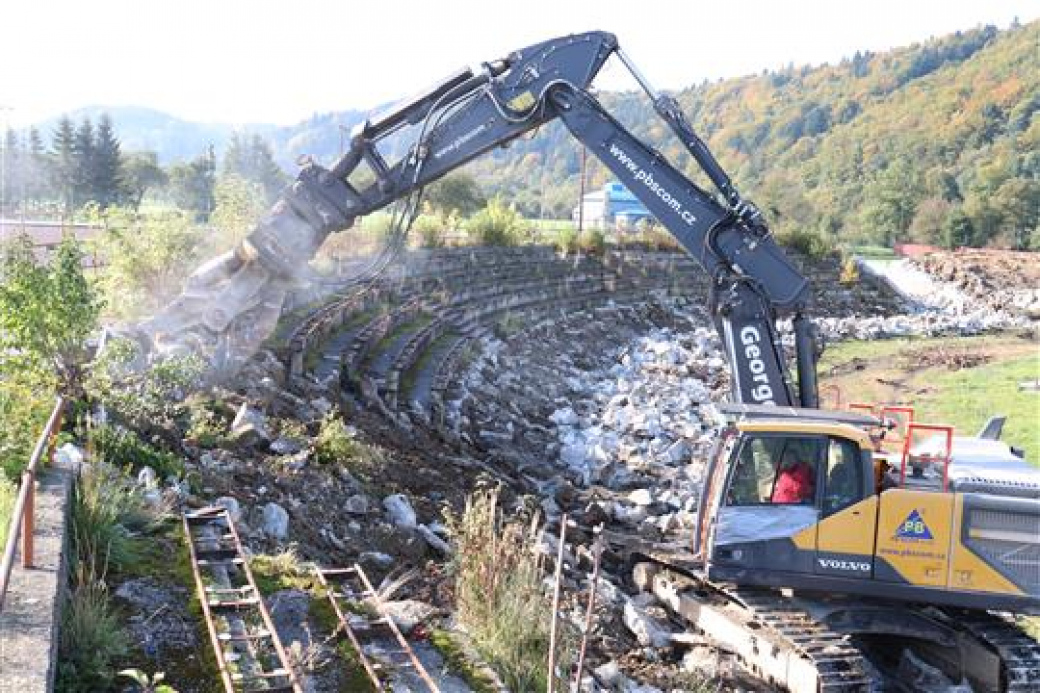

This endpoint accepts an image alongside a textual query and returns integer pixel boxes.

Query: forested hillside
[429,20,1037,248]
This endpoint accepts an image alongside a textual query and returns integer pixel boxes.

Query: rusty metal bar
[572,539,603,691]
[547,514,568,693]
[0,396,65,611]
[314,567,385,690]
[182,512,237,693]
[183,506,303,693]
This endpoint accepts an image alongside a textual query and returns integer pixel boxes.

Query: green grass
[846,244,898,260]
[917,354,1039,464]
[821,333,1039,464]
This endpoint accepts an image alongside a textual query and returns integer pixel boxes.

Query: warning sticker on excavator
[894,509,934,542]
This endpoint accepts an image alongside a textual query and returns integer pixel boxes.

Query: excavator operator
[772,447,816,504]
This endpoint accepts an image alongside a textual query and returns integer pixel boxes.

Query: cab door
[814,437,877,578]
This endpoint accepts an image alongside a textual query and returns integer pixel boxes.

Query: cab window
[822,437,863,516]
[726,436,822,506]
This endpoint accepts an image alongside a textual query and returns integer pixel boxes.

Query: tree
[168,147,216,220]
[992,178,1040,249]
[122,151,168,211]
[942,208,974,249]
[222,133,286,203]
[0,233,102,392]
[51,116,77,214]
[91,209,202,318]
[426,173,486,217]
[208,175,267,253]
[93,113,124,209]
[72,117,96,208]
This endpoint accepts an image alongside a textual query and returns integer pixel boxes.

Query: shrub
[446,489,574,691]
[839,255,860,285]
[313,411,383,470]
[87,338,204,435]
[91,425,184,480]
[580,228,606,254]
[70,460,152,574]
[776,227,836,261]
[466,197,527,246]
[413,214,446,248]
[0,363,54,480]
[554,226,580,254]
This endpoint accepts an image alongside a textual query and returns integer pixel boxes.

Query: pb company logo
[895,509,933,541]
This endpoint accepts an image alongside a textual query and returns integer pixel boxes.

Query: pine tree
[222,133,286,203]
[72,117,96,208]
[93,113,124,209]
[51,116,77,214]
[26,127,48,206]
[2,128,21,213]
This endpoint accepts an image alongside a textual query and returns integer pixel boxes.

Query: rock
[594,661,623,686]
[137,466,158,489]
[231,403,271,444]
[215,496,242,523]
[550,407,579,426]
[229,423,267,448]
[282,450,310,471]
[262,502,289,540]
[663,439,689,464]
[358,551,394,570]
[623,599,673,648]
[344,494,370,515]
[376,526,428,563]
[55,442,84,468]
[380,600,439,633]
[682,646,720,679]
[628,489,653,506]
[418,524,452,555]
[382,494,418,528]
[310,397,333,416]
[270,436,304,455]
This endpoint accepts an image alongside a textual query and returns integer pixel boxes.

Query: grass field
[820,331,1040,464]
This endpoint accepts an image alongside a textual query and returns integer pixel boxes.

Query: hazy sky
[1,0,1036,127]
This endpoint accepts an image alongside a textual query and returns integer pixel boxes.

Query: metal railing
[0,396,66,611]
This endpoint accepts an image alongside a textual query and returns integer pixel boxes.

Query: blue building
[573,181,653,228]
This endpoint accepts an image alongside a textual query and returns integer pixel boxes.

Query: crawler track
[315,565,441,692]
[183,507,302,693]
[953,610,1040,692]
[649,568,872,692]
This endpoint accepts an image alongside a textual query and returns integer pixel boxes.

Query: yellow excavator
[133,30,1040,691]
[640,402,1039,691]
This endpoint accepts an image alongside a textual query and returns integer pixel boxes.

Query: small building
[573,182,652,229]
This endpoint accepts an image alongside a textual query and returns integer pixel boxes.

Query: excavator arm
[139,30,818,407]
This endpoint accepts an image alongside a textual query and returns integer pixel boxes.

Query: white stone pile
[551,326,731,535]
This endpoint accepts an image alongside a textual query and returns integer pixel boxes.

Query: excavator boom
[140,30,817,407]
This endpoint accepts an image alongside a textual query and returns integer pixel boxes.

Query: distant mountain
[32,106,275,164]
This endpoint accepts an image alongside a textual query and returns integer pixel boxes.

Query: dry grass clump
[447,488,573,692]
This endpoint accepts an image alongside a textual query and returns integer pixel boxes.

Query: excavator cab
[696,404,1040,615]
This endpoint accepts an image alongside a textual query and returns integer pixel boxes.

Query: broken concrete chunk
[383,493,418,528]
[623,598,673,648]
[262,502,289,540]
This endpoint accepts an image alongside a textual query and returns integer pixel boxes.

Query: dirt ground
[915,248,1040,300]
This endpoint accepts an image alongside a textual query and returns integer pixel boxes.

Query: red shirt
[772,463,815,504]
